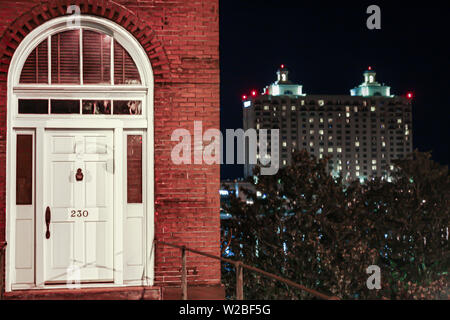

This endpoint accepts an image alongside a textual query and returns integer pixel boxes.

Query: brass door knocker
[76,168,84,181]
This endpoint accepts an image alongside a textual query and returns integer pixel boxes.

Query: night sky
[219,0,450,179]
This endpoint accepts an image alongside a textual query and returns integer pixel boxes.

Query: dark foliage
[221,150,449,299]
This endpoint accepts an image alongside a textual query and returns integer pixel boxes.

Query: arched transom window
[15,27,148,116]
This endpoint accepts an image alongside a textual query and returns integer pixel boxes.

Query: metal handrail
[155,239,338,300]
[0,241,6,300]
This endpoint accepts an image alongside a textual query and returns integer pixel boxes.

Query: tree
[221,150,449,299]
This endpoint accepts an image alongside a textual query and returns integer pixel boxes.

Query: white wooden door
[43,130,114,283]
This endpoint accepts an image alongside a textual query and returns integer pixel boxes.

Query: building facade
[243,66,413,182]
[0,0,221,299]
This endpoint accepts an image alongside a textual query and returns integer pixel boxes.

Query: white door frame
[6,16,155,291]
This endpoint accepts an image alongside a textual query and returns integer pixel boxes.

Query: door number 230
[70,210,89,218]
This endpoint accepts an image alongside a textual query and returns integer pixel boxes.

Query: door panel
[51,162,74,207]
[51,222,74,268]
[44,130,114,283]
[52,136,76,154]
[85,162,107,207]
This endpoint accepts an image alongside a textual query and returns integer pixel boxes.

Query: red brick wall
[0,0,221,287]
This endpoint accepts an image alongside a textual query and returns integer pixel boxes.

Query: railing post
[235,262,244,300]
[158,240,334,300]
[181,246,187,300]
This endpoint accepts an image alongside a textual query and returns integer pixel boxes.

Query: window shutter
[127,135,143,203]
[16,135,33,205]
[83,30,111,84]
[19,39,48,84]
[114,40,141,85]
[51,30,80,84]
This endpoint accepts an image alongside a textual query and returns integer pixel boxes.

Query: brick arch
[0,0,170,84]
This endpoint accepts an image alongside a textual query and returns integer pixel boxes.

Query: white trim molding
[6,15,155,291]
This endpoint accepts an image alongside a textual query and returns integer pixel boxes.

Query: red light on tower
[406,92,413,99]
[368,66,372,71]
[251,90,257,97]
[281,64,285,69]
[242,94,247,100]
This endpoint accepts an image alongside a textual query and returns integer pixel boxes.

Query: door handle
[45,206,51,239]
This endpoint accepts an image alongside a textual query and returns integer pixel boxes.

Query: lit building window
[282,105,286,110]
[356,166,360,170]
[355,141,360,147]
[320,118,324,123]
[337,147,342,153]
[309,141,314,147]
[310,130,314,134]
[371,106,376,112]
[282,141,287,147]
[328,147,333,153]
[291,106,296,111]
[319,147,324,152]
[272,86,280,95]
[319,130,324,135]
[264,105,269,110]
[346,112,350,118]
[382,141,386,147]
[283,160,287,165]
[301,100,305,106]
[356,172,360,177]
[346,106,350,112]
[318,100,324,106]
[397,119,402,124]
[372,165,377,170]
[309,118,314,123]
[256,124,260,129]
[372,159,377,164]
[354,107,358,112]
